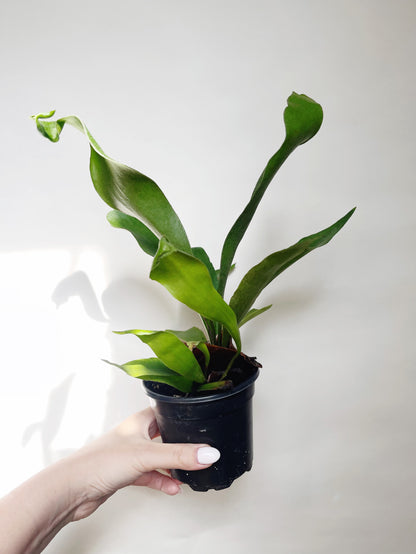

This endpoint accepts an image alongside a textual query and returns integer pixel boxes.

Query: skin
[0,408,219,554]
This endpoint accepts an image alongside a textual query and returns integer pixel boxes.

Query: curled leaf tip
[31,109,56,120]
[284,92,323,146]
[32,109,63,142]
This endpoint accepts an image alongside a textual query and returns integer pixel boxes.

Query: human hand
[66,408,220,520]
[0,408,220,553]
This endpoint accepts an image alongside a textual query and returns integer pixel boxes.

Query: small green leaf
[194,342,210,369]
[167,328,210,367]
[106,210,159,256]
[167,327,207,343]
[114,329,206,383]
[150,238,241,351]
[103,357,193,393]
[239,305,272,327]
[197,380,233,392]
[218,92,324,297]
[168,327,210,367]
[32,111,192,253]
[230,208,356,323]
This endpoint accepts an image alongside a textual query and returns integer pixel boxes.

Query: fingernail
[197,446,221,464]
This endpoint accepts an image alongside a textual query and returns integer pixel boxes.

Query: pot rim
[143,368,259,405]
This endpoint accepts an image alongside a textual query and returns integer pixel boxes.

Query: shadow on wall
[20,269,175,460]
[22,374,76,465]
[52,271,108,322]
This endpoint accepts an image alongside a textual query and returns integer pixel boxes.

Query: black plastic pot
[143,369,259,492]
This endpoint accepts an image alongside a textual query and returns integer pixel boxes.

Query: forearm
[0,459,83,554]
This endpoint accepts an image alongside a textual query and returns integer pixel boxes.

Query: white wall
[1,1,415,552]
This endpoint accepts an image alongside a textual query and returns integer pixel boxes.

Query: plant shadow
[22,374,76,465]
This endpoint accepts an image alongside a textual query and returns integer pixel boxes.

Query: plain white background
[1,1,415,552]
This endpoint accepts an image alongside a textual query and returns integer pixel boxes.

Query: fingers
[133,470,182,495]
[137,407,160,439]
[135,441,221,473]
[116,409,221,477]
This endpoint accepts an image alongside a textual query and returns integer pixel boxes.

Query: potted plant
[32,92,355,491]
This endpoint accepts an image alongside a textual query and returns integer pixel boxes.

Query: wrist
[61,444,119,521]
[0,459,84,554]
[46,456,90,520]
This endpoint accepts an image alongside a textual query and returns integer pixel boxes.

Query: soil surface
[192,344,261,395]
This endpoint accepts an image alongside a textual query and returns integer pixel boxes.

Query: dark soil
[192,344,261,395]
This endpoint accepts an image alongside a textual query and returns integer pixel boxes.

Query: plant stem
[221,351,239,379]
[221,329,231,348]
[202,317,217,344]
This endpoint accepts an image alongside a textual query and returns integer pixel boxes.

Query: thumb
[137,441,221,473]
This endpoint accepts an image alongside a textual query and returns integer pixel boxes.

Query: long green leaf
[32,111,192,253]
[103,357,193,393]
[239,305,272,327]
[185,251,219,342]
[150,238,241,351]
[230,208,356,323]
[114,329,206,383]
[217,92,323,296]
[191,247,218,288]
[106,210,159,256]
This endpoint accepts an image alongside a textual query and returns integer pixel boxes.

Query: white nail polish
[197,446,221,464]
